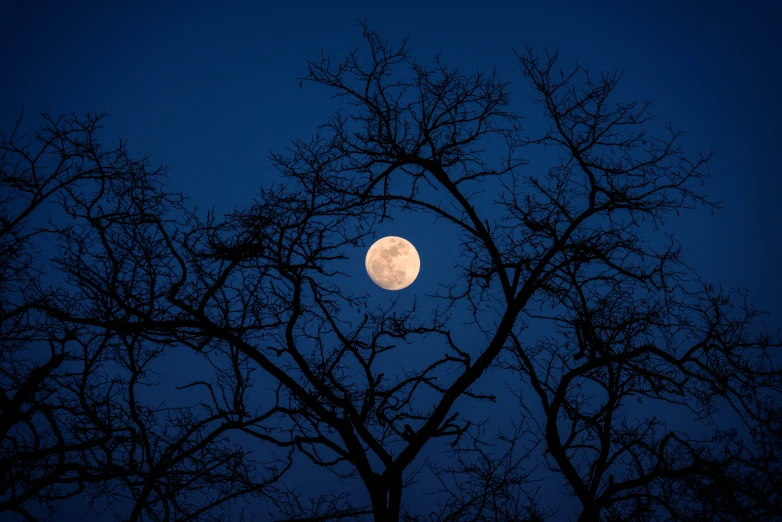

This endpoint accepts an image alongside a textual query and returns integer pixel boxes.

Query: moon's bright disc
[365,236,420,290]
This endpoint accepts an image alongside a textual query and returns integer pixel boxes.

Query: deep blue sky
[2,0,781,517]
[3,0,779,323]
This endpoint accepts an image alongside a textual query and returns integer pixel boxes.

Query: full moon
[365,236,420,291]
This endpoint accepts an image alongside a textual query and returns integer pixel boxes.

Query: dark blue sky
[3,0,779,325]
[2,0,781,517]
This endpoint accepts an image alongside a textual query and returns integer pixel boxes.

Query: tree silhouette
[0,113,290,521]
[2,26,780,522]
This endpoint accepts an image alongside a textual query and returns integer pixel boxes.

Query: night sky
[2,0,781,518]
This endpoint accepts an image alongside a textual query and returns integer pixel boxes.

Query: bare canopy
[1,24,780,522]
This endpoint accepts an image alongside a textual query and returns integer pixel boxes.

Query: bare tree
[1,113,289,521]
[2,25,780,522]
[494,47,782,522]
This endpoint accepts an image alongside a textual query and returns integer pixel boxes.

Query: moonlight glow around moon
[365,236,420,290]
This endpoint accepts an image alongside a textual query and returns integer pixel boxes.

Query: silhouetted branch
[2,24,779,522]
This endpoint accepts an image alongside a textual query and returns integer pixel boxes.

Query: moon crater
[365,236,420,291]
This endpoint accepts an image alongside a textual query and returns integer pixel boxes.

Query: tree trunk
[369,475,402,522]
[577,504,599,522]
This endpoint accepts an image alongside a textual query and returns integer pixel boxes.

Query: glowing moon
[365,236,420,291]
